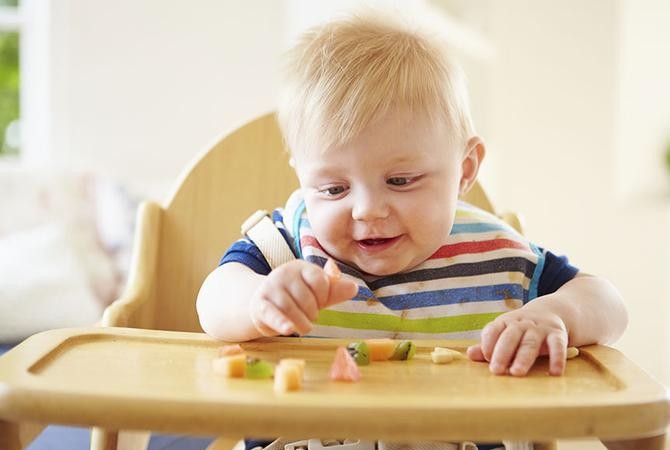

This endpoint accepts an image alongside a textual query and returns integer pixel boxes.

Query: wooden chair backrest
[108,112,514,333]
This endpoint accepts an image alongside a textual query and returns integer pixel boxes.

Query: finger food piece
[245,357,275,379]
[390,340,416,361]
[365,338,396,361]
[324,258,341,282]
[218,344,245,357]
[566,346,580,359]
[274,363,303,392]
[346,341,370,365]
[212,353,247,377]
[433,346,466,360]
[431,350,454,364]
[330,346,361,382]
[278,358,306,380]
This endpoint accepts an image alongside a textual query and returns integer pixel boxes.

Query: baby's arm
[467,273,628,376]
[197,260,358,342]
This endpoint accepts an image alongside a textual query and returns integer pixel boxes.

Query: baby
[197,11,628,450]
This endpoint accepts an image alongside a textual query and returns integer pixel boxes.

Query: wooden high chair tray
[0,327,667,443]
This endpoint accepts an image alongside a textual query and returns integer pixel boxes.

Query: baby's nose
[351,190,389,221]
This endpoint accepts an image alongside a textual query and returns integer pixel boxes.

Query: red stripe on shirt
[429,239,529,259]
[300,235,324,252]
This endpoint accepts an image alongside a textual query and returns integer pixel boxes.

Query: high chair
[98,111,526,450]
[1,113,667,450]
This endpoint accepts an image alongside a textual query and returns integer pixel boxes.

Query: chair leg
[90,428,151,450]
[118,430,151,450]
[206,437,246,450]
[91,427,118,450]
[0,420,46,450]
[601,433,666,450]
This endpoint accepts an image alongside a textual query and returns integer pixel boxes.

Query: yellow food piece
[431,351,454,364]
[365,338,397,361]
[278,358,306,380]
[274,363,302,393]
[211,353,247,378]
[566,347,580,359]
[433,346,466,360]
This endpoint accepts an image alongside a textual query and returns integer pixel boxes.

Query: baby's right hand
[249,259,358,337]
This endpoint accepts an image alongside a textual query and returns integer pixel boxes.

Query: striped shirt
[222,190,578,340]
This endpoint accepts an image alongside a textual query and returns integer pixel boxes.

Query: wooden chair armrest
[102,201,162,329]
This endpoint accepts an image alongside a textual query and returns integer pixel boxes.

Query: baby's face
[293,109,464,276]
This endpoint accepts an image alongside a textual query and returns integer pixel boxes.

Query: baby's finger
[466,344,487,361]
[272,291,313,336]
[287,275,320,322]
[489,325,524,375]
[509,329,544,377]
[252,299,295,336]
[480,319,506,362]
[301,264,330,309]
[325,279,359,308]
[546,332,568,376]
[254,319,284,337]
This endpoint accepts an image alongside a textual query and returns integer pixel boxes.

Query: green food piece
[390,340,416,361]
[245,357,275,379]
[346,341,370,366]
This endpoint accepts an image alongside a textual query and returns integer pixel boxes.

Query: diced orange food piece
[278,358,306,380]
[218,344,245,357]
[365,338,397,361]
[324,258,341,282]
[212,353,247,378]
[274,363,303,393]
[329,346,361,382]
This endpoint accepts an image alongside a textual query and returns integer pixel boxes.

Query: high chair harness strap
[241,210,296,269]
[240,211,535,450]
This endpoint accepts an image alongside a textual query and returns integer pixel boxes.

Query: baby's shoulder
[453,201,521,236]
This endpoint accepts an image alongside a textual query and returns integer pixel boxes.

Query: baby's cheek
[310,210,347,247]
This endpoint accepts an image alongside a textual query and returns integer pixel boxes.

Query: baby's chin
[348,258,421,277]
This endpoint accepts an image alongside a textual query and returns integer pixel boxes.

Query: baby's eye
[387,177,411,186]
[320,185,347,196]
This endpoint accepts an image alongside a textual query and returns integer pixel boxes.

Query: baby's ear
[459,137,486,196]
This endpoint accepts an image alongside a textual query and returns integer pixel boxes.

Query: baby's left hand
[467,306,569,376]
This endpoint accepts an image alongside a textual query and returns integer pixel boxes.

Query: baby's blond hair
[277,12,475,156]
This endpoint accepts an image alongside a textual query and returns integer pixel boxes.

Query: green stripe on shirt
[316,310,502,333]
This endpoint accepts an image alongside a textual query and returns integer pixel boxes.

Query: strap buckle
[241,209,270,236]
[284,439,376,450]
[460,442,478,450]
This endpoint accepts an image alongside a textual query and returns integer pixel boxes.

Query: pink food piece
[324,258,341,282]
[218,344,245,357]
[329,346,361,382]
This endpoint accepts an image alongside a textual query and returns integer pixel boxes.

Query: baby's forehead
[289,109,459,160]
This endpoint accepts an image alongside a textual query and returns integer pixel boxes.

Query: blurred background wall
[4,0,669,386]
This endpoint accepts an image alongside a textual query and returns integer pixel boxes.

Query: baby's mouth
[360,238,391,246]
[355,236,401,251]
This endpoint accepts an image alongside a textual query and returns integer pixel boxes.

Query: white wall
[616,0,670,199]
[613,0,670,385]
[46,0,284,197]
[481,0,670,385]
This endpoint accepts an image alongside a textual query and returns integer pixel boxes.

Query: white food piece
[431,351,454,364]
